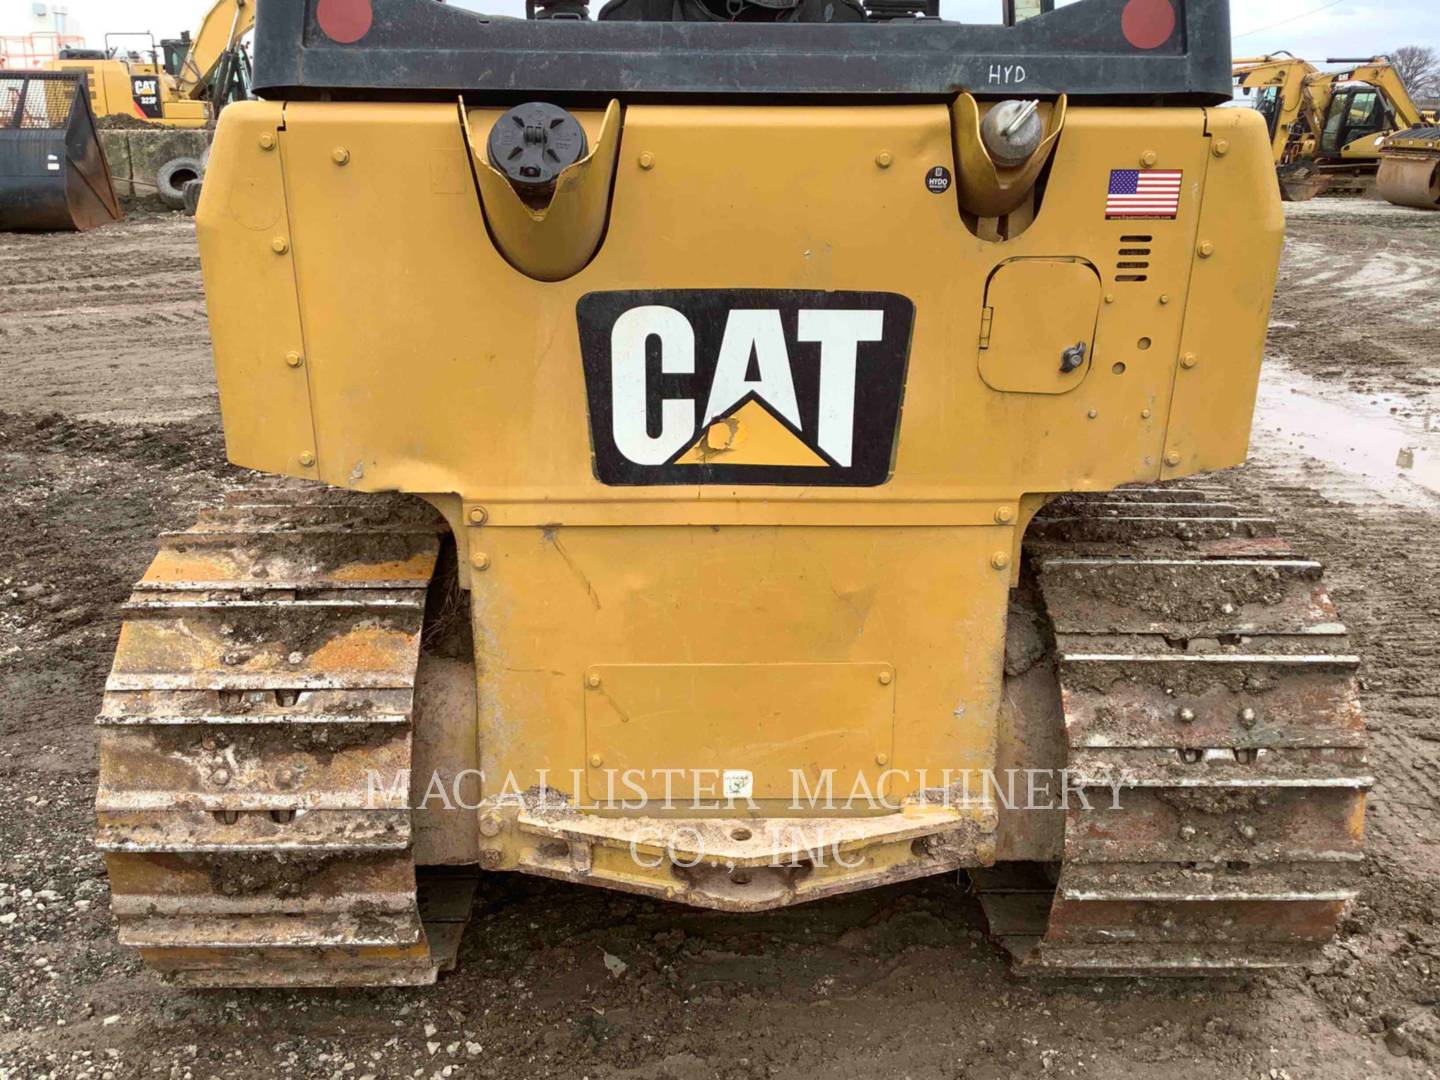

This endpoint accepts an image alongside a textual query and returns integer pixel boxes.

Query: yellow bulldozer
[43,0,255,127]
[1234,53,1431,201]
[96,0,1369,986]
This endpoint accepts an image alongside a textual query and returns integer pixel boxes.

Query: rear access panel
[584,662,896,801]
[979,259,1101,395]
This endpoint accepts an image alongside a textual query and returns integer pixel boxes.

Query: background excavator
[0,0,254,230]
[44,0,255,127]
[1235,54,1430,202]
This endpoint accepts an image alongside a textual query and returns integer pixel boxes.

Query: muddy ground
[0,201,1438,1080]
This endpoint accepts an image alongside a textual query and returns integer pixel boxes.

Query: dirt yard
[1,201,1438,1080]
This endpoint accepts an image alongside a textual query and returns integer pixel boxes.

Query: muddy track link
[97,485,474,987]
[975,487,1370,977]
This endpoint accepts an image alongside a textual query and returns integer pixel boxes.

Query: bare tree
[1391,45,1440,100]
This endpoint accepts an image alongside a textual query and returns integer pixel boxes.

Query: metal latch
[1059,341,1087,373]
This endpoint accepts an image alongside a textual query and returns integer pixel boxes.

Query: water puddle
[1252,358,1440,509]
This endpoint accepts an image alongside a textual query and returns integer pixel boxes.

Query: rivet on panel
[298,452,316,468]
[1159,294,1171,305]
[587,673,602,689]
[1141,408,1153,419]
[589,753,604,768]
[876,150,894,169]
[472,552,491,571]
[875,752,890,766]
[1198,241,1215,258]
[332,147,351,166]
[1140,150,1158,167]
[468,507,488,526]
[1181,353,1199,369]
[285,351,303,368]
[991,551,1011,571]
[994,506,1015,524]
[1164,450,1182,467]
[638,151,656,170]
[271,237,289,255]
[1104,294,1115,305]
[1087,409,1099,420]
[1213,138,1231,157]
[258,133,275,151]
[878,671,893,686]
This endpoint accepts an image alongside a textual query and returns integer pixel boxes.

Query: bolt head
[991,551,1011,571]
[298,452,316,468]
[1198,241,1215,258]
[332,147,351,166]
[285,351,303,368]
[995,506,1016,524]
[1213,138,1231,157]
[212,768,231,786]
[1141,150,1159,167]
[589,753,604,768]
[1159,294,1171,305]
[1087,409,1099,420]
[1178,707,1196,723]
[471,552,491,571]
[271,237,289,255]
[1239,706,1258,728]
[875,752,889,766]
[876,150,894,169]
[479,815,503,838]
[1181,353,1199,370]
[1141,408,1153,420]
[1164,450,1182,467]
[258,133,275,151]
[586,673,602,689]
[878,671,893,686]
[638,151,656,170]
[468,507,488,526]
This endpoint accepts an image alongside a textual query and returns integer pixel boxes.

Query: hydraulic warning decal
[577,290,914,487]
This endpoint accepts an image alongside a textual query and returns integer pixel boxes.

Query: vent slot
[1115,236,1153,283]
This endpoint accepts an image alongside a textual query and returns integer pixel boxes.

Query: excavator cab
[0,70,122,232]
[1319,84,1394,156]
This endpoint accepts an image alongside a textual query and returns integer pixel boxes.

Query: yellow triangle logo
[674,399,829,468]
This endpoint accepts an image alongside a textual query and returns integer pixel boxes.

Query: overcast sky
[33,0,1440,61]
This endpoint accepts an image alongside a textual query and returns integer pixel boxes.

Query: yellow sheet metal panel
[979,258,1101,394]
[471,525,1010,811]
[583,662,895,800]
[1161,107,1284,480]
[259,103,1218,511]
[196,101,318,479]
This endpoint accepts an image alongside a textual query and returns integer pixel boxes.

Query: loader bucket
[0,70,122,232]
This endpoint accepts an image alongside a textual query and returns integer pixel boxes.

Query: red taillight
[1121,0,1176,51]
[317,0,375,44]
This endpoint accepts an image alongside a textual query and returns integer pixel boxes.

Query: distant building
[0,1,86,67]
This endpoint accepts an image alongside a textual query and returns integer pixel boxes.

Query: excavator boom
[176,0,256,101]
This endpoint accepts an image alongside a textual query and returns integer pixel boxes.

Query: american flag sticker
[1106,169,1183,219]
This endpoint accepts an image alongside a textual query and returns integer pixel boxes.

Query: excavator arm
[1329,62,1427,130]
[1232,55,1319,162]
[175,0,256,100]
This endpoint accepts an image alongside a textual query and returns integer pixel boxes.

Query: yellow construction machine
[44,0,255,127]
[1238,55,1429,200]
[96,0,1368,986]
